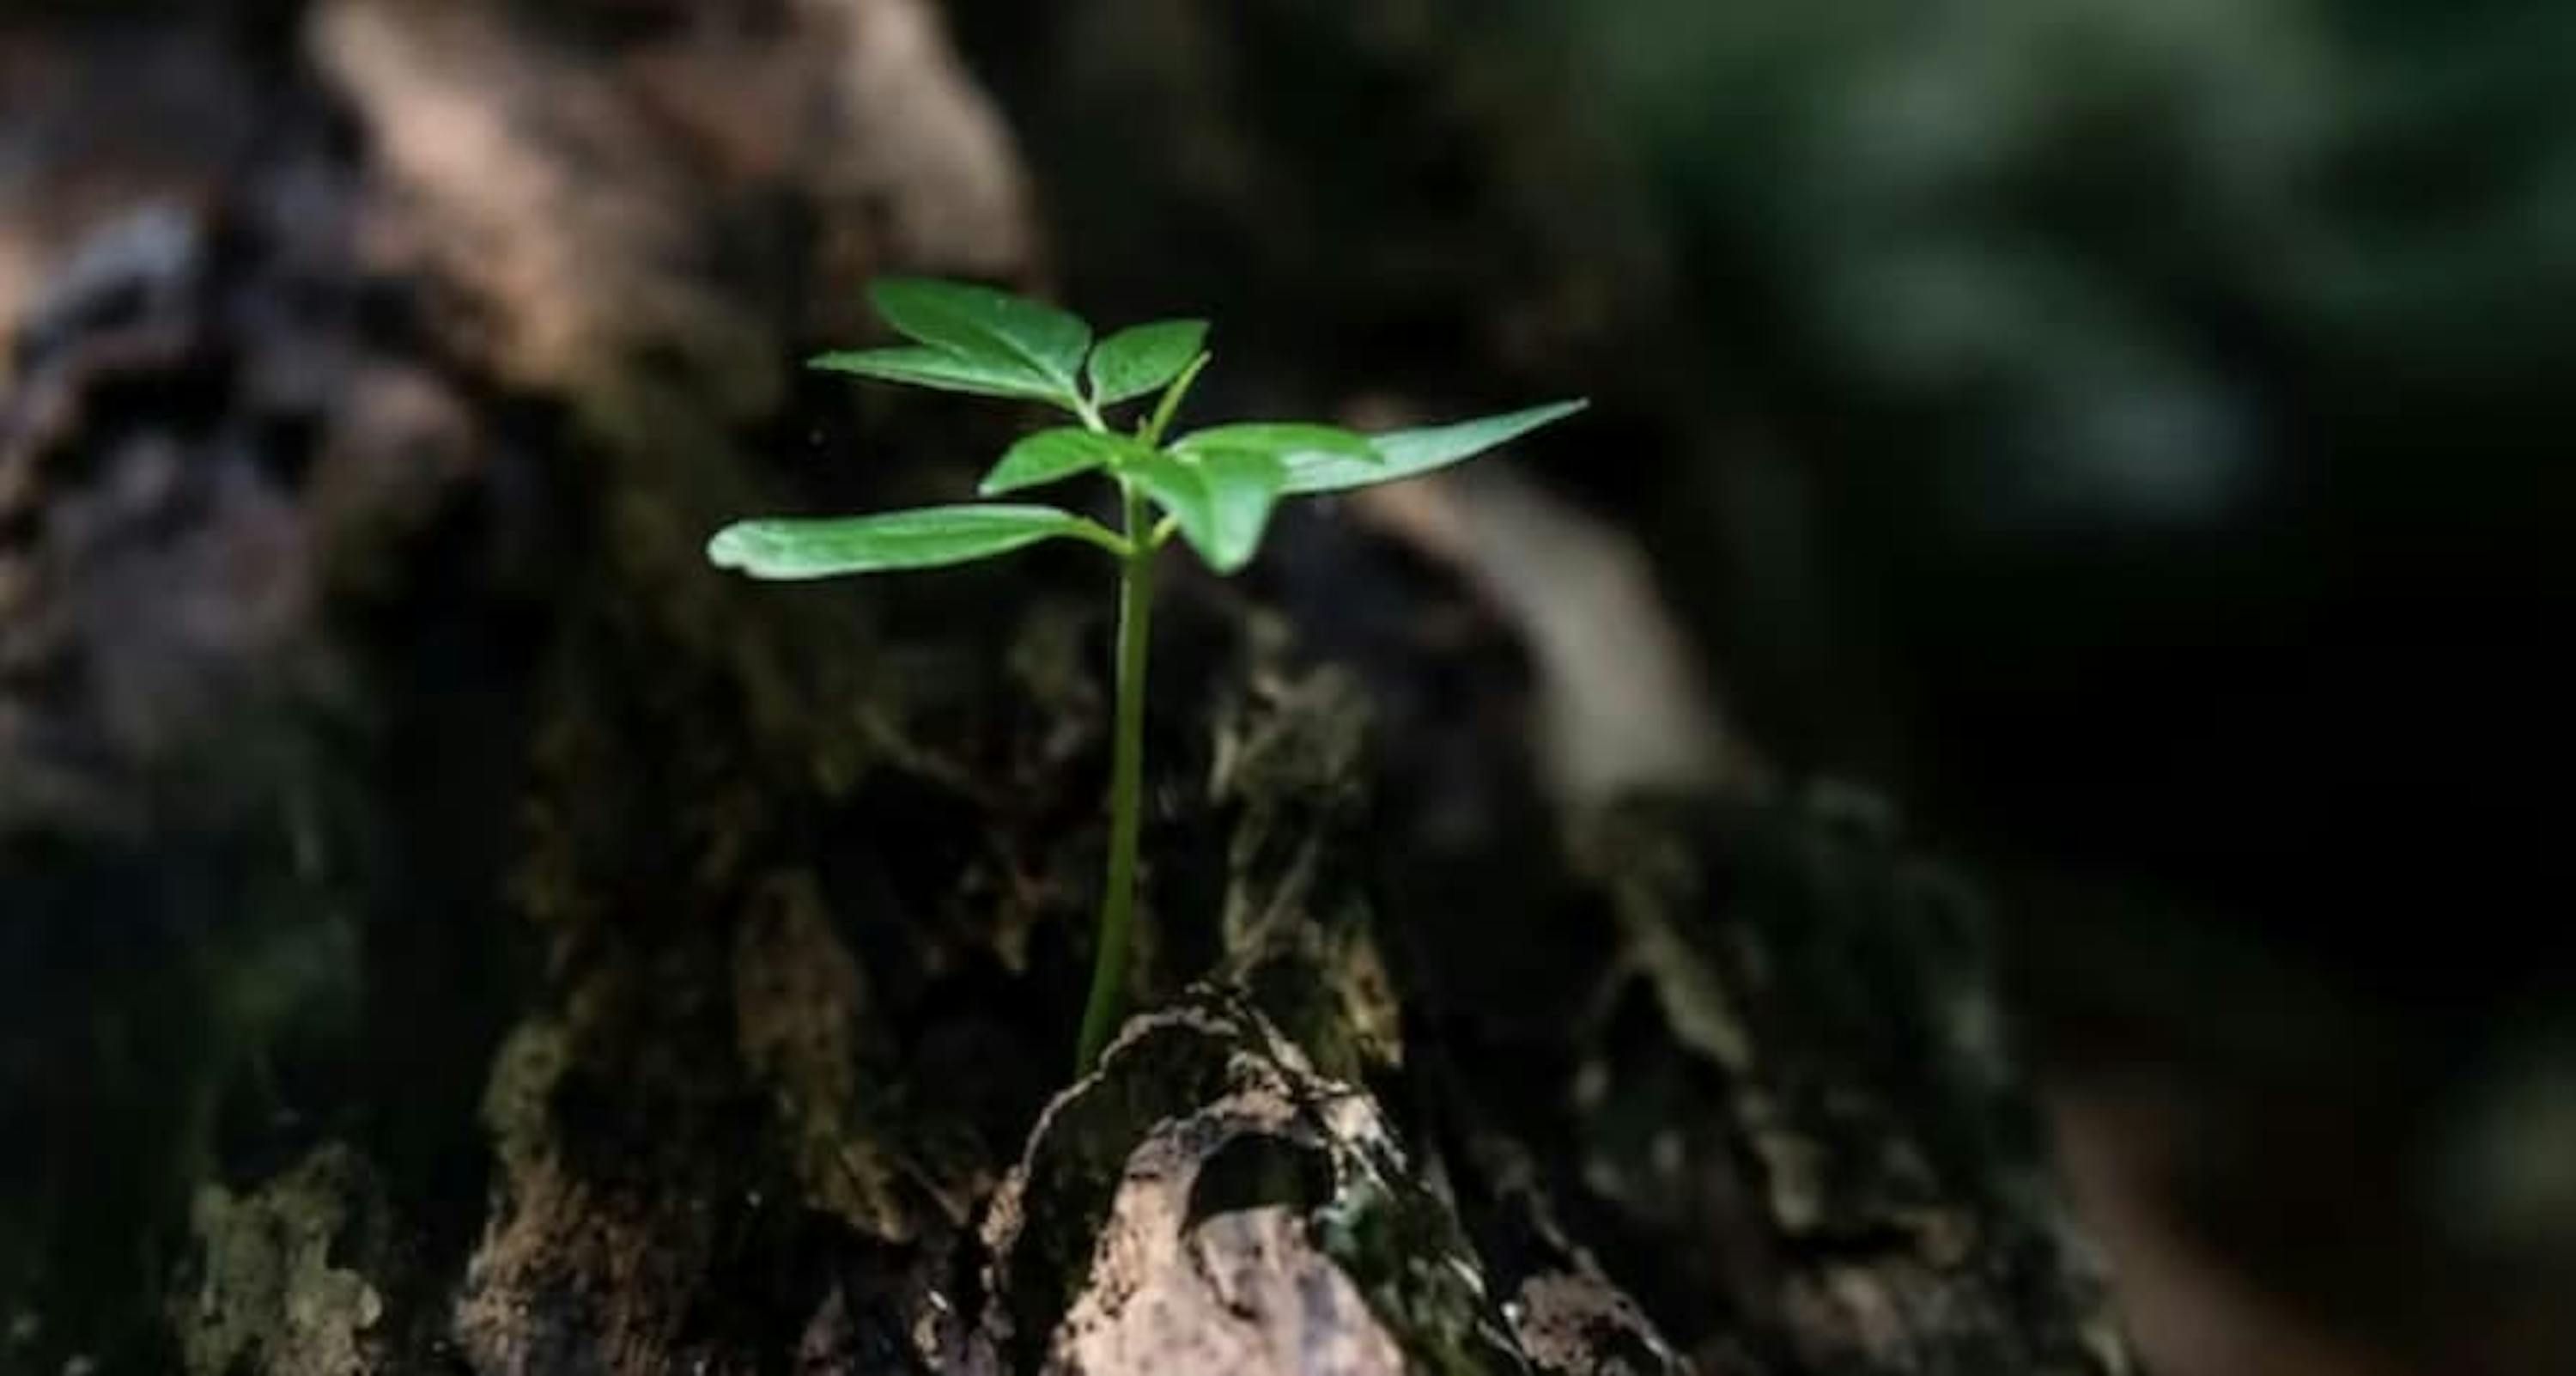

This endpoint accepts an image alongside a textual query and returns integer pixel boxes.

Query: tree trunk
[2,4,2120,1373]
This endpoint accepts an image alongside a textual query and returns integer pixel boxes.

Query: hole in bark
[1186,1132,1334,1232]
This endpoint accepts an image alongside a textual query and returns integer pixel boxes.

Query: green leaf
[1129,449,1289,574]
[708,505,1100,580]
[980,428,1152,496]
[1173,423,1380,468]
[1282,400,1589,495]
[869,278,1091,399]
[1087,320,1210,406]
[810,346,1067,403]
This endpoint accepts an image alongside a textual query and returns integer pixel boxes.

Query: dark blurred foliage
[1559,0,2574,936]
[954,0,2573,964]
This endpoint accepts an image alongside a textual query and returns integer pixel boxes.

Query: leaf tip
[706,521,762,572]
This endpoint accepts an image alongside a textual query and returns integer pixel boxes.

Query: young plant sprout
[708,278,1584,1070]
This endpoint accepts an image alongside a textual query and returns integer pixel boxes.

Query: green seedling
[708,278,1584,1070]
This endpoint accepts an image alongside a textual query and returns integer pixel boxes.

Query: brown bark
[2,4,2119,1373]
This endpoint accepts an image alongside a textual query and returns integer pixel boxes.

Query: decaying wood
[3,4,2121,1373]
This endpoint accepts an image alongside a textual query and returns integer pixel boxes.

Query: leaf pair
[709,277,1588,581]
[814,278,1206,415]
[970,423,1366,571]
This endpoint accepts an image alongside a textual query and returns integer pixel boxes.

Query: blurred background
[3,2,2570,1373]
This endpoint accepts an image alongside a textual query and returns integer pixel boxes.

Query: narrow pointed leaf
[1129,449,1288,575]
[1282,399,1589,495]
[708,505,1098,580]
[1173,423,1380,469]
[810,346,1064,402]
[1088,320,1210,405]
[981,428,1153,496]
[869,278,1091,398]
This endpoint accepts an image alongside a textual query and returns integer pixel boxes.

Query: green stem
[1065,516,1136,559]
[1141,352,1212,448]
[1077,483,1156,1071]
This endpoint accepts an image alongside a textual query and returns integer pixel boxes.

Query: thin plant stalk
[1072,356,1205,1071]
[1071,358,1208,1070]
[1078,484,1155,1071]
